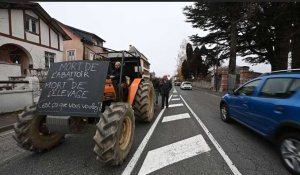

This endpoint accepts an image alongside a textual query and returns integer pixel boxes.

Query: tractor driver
[110,61,128,101]
[110,61,122,83]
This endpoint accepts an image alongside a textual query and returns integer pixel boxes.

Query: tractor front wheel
[93,102,135,166]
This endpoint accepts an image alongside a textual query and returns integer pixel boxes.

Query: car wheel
[279,133,300,175]
[220,103,231,122]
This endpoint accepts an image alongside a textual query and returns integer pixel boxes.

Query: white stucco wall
[11,9,24,39]
[26,32,39,43]
[0,90,33,113]
[50,28,58,49]
[0,37,63,69]
[25,10,38,19]
[0,63,21,81]
[40,19,50,46]
[59,34,63,51]
[0,9,9,35]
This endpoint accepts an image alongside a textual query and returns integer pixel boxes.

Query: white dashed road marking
[168,103,184,108]
[180,95,242,175]
[122,95,173,175]
[138,134,211,175]
[171,98,180,101]
[162,113,190,123]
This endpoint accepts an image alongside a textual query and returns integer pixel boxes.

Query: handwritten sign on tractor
[37,60,109,117]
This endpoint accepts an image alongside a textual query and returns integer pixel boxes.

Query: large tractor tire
[13,105,64,152]
[133,81,155,122]
[93,102,135,166]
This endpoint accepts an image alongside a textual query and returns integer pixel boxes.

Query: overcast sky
[39,2,271,77]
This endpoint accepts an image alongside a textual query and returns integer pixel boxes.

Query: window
[25,15,39,34]
[45,52,55,68]
[67,50,76,61]
[10,54,21,64]
[259,78,294,98]
[236,79,261,96]
[89,51,95,60]
[288,79,300,95]
[183,82,191,85]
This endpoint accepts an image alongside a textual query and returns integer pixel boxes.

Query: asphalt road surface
[0,87,291,175]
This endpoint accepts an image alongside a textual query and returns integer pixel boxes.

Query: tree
[240,2,292,71]
[181,60,189,80]
[176,39,189,67]
[291,3,300,69]
[190,47,201,78]
[238,2,300,71]
[184,2,247,75]
[184,2,300,72]
[186,43,193,61]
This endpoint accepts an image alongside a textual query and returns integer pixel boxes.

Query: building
[0,2,71,78]
[55,20,106,61]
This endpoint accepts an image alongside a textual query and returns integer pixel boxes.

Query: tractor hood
[37,60,109,117]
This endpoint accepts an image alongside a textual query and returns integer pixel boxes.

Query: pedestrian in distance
[159,75,172,109]
[151,76,161,105]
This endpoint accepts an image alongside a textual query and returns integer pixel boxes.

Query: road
[0,87,290,175]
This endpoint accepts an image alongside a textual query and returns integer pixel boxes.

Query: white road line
[172,95,178,97]
[138,134,211,175]
[180,95,242,175]
[162,113,190,123]
[122,95,173,175]
[171,98,180,101]
[173,89,177,93]
[168,103,184,108]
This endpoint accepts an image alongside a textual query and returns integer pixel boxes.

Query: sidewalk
[0,93,39,133]
[0,111,19,132]
[192,86,226,97]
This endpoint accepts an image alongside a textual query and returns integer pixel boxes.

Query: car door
[248,78,298,135]
[229,79,261,124]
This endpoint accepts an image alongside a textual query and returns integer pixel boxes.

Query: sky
[39,2,271,77]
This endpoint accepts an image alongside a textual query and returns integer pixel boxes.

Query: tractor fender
[128,78,142,106]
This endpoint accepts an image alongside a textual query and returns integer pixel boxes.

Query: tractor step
[46,115,71,134]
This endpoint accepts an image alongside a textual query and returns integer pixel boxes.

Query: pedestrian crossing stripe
[162,113,190,123]
[171,98,180,101]
[138,134,211,175]
[168,103,184,108]
[172,95,178,97]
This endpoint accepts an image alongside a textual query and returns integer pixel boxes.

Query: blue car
[220,70,300,175]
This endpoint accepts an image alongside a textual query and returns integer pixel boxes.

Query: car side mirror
[228,89,238,95]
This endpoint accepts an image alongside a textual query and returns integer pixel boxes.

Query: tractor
[13,47,155,166]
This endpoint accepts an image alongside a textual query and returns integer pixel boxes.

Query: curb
[193,86,224,97]
[0,124,14,133]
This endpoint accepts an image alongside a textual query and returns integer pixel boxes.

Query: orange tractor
[13,48,155,165]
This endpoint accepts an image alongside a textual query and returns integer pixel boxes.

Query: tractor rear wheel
[133,81,155,122]
[93,102,135,166]
[13,105,65,152]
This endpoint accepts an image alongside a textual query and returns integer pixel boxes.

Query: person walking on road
[152,77,161,105]
[159,75,172,109]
